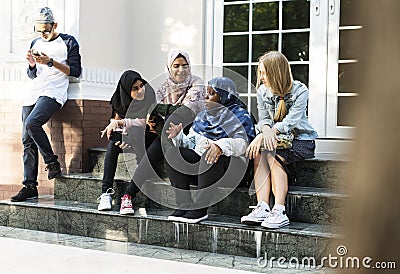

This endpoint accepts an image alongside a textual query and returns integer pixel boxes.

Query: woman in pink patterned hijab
[156,50,205,114]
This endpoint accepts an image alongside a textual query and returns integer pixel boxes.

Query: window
[221,0,310,119]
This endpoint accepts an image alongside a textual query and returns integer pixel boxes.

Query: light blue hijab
[192,77,255,142]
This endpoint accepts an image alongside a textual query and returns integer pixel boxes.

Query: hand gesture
[246,134,263,159]
[26,49,36,67]
[261,127,279,151]
[115,141,131,150]
[166,122,182,139]
[100,120,119,139]
[32,52,51,66]
[204,143,223,164]
[246,127,278,159]
[146,113,157,133]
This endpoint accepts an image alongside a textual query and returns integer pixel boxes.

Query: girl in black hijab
[109,70,155,120]
[98,70,156,212]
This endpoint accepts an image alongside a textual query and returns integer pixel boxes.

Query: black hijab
[110,70,155,119]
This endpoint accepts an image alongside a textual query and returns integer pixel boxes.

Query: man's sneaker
[241,201,271,225]
[180,209,208,224]
[97,188,115,211]
[46,162,61,179]
[167,209,187,222]
[261,208,290,229]
[119,194,135,215]
[11,186,38,202]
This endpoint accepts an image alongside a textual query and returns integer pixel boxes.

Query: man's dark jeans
[22,96,61,187]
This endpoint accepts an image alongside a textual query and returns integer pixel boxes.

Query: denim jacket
[256,80,318,140]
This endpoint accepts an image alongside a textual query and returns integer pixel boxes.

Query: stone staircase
[0,147,349,265]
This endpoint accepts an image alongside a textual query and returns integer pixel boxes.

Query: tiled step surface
[88,148,350,189]
[0,196,341,261]
[55,174,347,225]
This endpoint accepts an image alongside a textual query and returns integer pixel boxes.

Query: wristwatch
[47,58,53,67]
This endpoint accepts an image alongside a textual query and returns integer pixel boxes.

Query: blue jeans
[22,96,61,187]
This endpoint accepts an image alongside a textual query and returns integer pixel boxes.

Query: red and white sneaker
[119,194,135,215]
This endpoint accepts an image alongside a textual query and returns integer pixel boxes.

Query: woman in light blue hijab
[164,77,255,224]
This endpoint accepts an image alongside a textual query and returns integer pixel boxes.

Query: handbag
[276,131,294,149]
[258,130,294,151]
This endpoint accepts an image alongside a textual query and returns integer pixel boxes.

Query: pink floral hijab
[156,50,205,114]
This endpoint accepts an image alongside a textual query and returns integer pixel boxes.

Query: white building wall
[79,0,132,72]
[127,0,205,81]
[78,0,205,84]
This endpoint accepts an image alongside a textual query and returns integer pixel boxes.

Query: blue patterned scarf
[192,77,255,142]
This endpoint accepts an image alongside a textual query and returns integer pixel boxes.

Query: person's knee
[24,116,42,132]
[22,134,33,146]
[22,138,36,148]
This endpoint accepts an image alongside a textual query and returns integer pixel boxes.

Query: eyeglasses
[34,24,54,35]
[131,82,145,92]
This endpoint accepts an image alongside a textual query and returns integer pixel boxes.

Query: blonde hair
[256,51,293,122]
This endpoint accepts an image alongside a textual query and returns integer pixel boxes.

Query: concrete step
[88,148,350,189]
[55,174,347,225]
[0,196,341,262]
[295,154,351,189]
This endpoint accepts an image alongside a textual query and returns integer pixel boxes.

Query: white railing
[0,66,120,101]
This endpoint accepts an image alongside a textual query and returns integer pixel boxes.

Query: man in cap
[11,7,82,202]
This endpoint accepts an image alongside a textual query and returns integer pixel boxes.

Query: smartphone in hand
[32,50,41,56]
[109,131,122,143]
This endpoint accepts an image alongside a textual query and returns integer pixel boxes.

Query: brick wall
[0,99,110,199]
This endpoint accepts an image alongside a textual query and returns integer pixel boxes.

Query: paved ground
[0,237,258,274]
[0,226,331,274]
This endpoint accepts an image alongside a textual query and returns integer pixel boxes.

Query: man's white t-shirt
[24,36,69,107]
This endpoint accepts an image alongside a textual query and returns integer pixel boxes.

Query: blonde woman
[241,51,318,229]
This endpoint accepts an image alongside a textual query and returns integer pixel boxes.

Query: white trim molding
[67,67,120,101]
[0,66,119,101]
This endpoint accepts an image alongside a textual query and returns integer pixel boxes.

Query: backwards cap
[35,7,55,24]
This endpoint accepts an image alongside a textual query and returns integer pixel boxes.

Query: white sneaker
[261,208,290,229]
[241,201,271,225]
[134,207,147,217]
[119,194,135,215]
[97,188,115,211]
